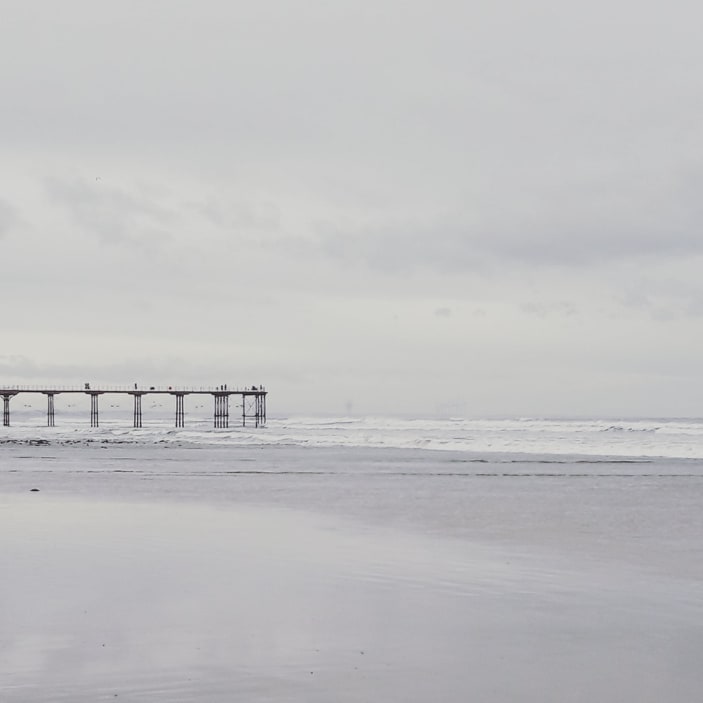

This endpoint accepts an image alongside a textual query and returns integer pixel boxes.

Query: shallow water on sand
[1,444,702,702]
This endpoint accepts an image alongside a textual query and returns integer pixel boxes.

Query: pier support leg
[90,393,100,428]
[2,394,11,427]
[47,393,55,427]
[175,394,185,428]
[133,394,143,428]
[240,393,265,428]
[213,394,228,428]
[255,393,265,428]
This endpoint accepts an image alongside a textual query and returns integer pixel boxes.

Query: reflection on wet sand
[2,491,702,702]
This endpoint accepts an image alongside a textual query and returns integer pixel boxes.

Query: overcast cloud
[2,0,703,417]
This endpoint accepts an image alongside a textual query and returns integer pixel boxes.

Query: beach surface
[1,441,702,701]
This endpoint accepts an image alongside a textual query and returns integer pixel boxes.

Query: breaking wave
[3,414,703,459]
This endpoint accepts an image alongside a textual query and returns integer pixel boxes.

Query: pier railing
[0,384,264,393]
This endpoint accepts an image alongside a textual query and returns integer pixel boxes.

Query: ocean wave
[601,425,660,433]
[3,416,703,459]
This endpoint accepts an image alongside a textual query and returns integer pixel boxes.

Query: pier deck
[0,385,267,429]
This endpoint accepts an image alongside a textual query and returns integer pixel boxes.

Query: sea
[6,413,703,457]
[1,415,702,701]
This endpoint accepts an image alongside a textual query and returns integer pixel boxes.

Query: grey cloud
[44,177,174,246]
[617,276,703,320]
[0,198,19,239]
[184,198,281,234]
[315,178,703,273]
[434,307,452,318]
[520,301,579,318]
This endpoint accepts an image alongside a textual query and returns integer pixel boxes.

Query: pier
[0,385,267,429]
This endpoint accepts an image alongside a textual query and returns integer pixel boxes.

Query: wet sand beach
[1,442,702,701]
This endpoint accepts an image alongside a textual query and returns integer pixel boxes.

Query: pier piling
[45,393,56,427]
[174,393,185,428]
[2,394,12,427]
[131,393,143,428]
[89,392,100,427]
[241,391,266,428]
[213,393,229,428]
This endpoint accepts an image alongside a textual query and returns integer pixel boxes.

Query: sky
[2,0,703,417]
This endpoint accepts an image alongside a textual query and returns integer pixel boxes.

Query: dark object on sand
[30,488,40,492]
